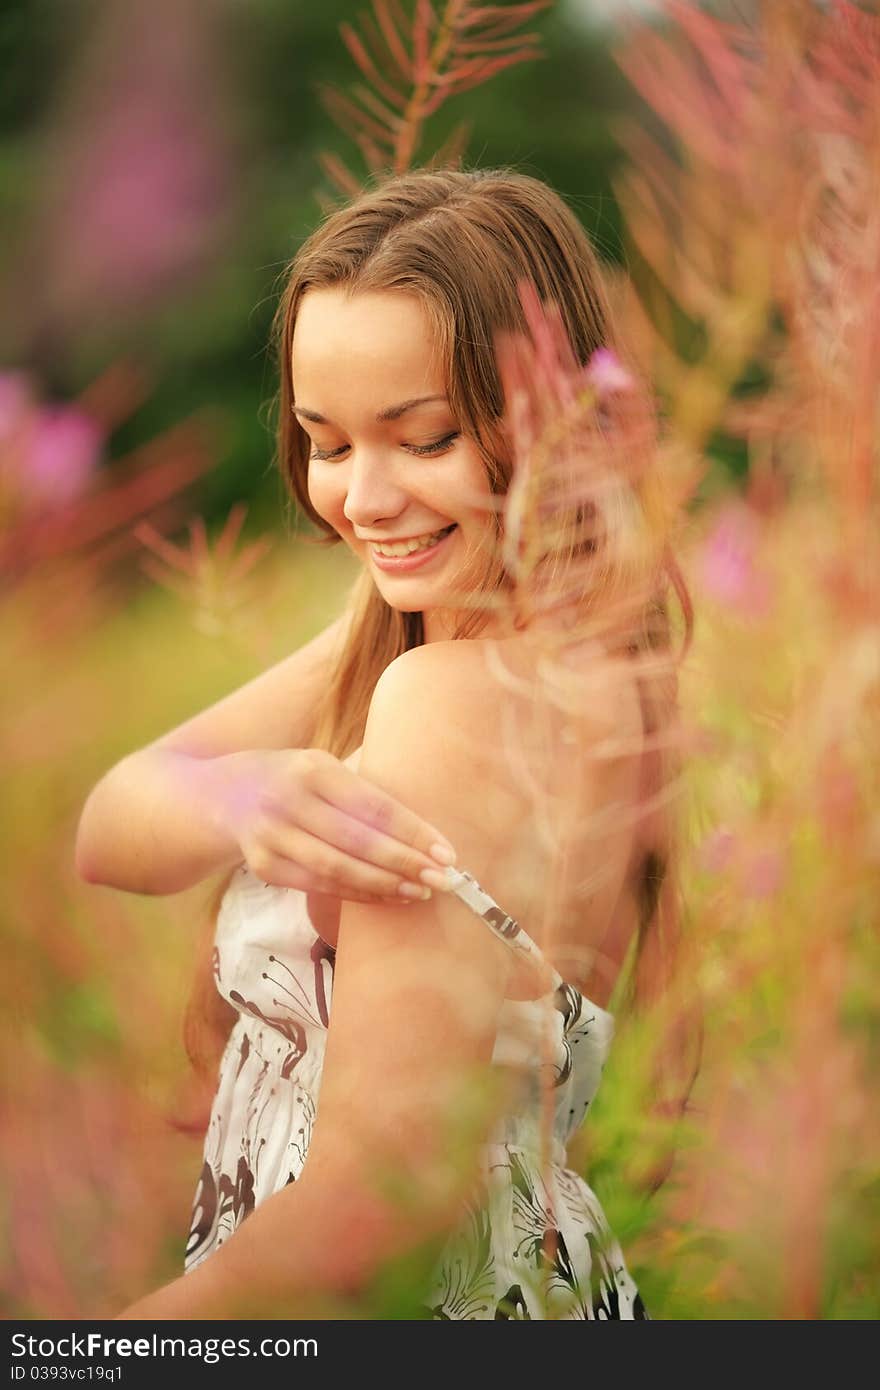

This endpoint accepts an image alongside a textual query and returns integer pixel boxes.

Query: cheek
[458,453,497,527]
[306,468,343,525]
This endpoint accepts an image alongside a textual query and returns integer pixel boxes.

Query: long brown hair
[181,167,696,1127]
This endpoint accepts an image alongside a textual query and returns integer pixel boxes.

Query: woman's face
[291,288,496,639]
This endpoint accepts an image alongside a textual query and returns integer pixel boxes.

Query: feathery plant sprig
[134,503,274,639]
[318,0,553,197]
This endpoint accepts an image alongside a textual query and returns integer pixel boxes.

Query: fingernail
[430,843,457,866]
[419,867,454,891]
[399,882,432,900]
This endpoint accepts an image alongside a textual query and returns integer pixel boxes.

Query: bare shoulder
[373,633,642,769]
[366,631,644,863]
[373,638,508,725]
[365,634,646,1002]
[368,638,513,762]
[370,638,536,790]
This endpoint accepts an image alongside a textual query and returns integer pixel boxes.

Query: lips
[371,523,456,556]
[368,523,458,573]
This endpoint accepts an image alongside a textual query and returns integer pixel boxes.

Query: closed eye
[308,443,348,461]
[407,431,460,457]
[308,432,460,462]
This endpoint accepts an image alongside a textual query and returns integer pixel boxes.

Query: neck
[421,603,508,645]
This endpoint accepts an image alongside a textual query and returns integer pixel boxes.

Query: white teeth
[372,526,452,557]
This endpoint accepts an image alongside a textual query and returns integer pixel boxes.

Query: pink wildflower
[699,503,771,618]
[23,405,102,508]
[0,375,100,511]
[586,347,635,395]
[39,0,235,319]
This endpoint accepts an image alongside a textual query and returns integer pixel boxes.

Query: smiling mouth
[370,524,457,557]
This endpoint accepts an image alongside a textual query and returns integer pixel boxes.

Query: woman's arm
[117,642,522,1318]
[77,610,461,903]
[75,613,352,894]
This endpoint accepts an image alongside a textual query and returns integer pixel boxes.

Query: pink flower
[0,370,103,512]
[586,348,635,395]
[699,503,771,617]
[22,405,102,508]
[37,0,236,322]
[64,104,227,302]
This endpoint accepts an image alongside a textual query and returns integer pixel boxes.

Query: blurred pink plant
[611,0,880,1318]
[492,278,692,647]
[3,0,240,348]
[26,407,103,508]
[0,364,216,587]
[0,371,102,511]
[698,501,771,618]
[675,923,868,1318]
[586,347,635,395]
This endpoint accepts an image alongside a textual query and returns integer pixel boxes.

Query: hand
[216,747,457,904]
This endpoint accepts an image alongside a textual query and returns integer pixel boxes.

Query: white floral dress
[185,837,648,1319]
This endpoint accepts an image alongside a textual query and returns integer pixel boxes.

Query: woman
[76,166,692,1319]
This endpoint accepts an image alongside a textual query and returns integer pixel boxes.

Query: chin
[371,577,434,601]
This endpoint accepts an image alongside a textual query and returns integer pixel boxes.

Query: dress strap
[440,865,564,990]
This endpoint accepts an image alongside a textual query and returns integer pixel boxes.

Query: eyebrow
[292,395,448,425]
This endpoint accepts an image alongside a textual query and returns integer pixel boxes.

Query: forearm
[116,1050,512,1321]
[116,1159,442,1320]
[75,748,244,896]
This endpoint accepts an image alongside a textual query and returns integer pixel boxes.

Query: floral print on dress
[184,863,648,1319]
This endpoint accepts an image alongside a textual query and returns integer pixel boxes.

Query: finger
[285,794,456,890]
[247,850,399,902]
[259,823,436,901]
[305,762,457,867]
[245,852,362,898]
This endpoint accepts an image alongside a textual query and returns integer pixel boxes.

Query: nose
[342,446,408,529]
